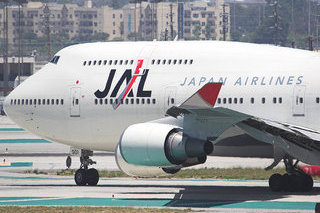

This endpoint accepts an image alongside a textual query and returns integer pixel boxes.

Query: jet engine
[115,123,213,177]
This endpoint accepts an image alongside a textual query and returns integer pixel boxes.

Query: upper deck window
[50,56,60,64]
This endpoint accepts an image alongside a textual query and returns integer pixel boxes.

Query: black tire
[269,173,283,192]
[87,168,99,186]
[75,169,87,186]
[282,173,291,191]
[315,203,320,213]
[303,174,313,192]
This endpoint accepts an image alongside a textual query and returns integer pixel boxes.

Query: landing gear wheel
[269,173,283,192]
[75,169,87,186]
[87,168,99,186]
[303,174,313,192]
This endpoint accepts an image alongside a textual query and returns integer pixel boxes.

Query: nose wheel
[74,150,99,186]
[269,157,313,192]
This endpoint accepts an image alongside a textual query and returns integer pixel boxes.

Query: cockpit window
[50,56,60,64]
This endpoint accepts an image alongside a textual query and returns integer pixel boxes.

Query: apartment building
[123,0,230,41]
[0,1,104,44]
[0,1,229,44]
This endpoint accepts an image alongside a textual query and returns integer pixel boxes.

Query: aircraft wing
[166,83,320,166]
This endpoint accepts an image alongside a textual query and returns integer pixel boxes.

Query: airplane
[4,40,320,192]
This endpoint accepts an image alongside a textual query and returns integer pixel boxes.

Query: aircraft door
[164,87,177,113]
[70,87,80,117]
[292,85,306,116]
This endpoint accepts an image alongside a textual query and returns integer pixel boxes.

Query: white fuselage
[4,41,320,153]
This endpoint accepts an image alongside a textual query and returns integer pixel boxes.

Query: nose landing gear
[269,157,313,192]
[74,150,99,186]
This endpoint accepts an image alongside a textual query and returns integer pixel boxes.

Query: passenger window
[240,98,243,104]
[14,99,16,105]
[125,99,129,104]
[119,60,123,65]
[317,97,320,103]
[93,60,97,65]
[152,59,155,65]
[152,99,156,104]
[21,99,24,105]
[223,98,226,104]
[95,99,98,105]
[75,99,79,105]
[83,61,86,66]
[228,98,232,104]
[42,99,45,105]
[47,99,50,105]
[142,99,145,104]
[189,59,193,64]
[114,60,118,65]
[171,98,174,104]
[120,99,123,104]
[131,99,134,104]
[115,99,118,104]
[162,60,166,65]
[10,100,13,105]
[124,60,128,65]
[110,99,113,104]
[38,99,41,105]
[130,60,134,65]
[217,98,221,104]
[251,98,254,104]
[300,97,303,103]
[262,97,265,104]
[157,59,161,65]
[29,99,32,105]
[109,60,112,65]
[179,59,182,64]
[168,60,171,65]
[34,99,37,105]
[173,59,177,64]
[51,99,54,105]
[184,59,188,64]
[147,99,150,104]
[104,99,108,104]
[104,60,107,65]
[98,60,102,65]
[56,99,59,105]
[61,99,64,105]
[99,99,103,105]
[273,97,277,104]
[234,98,237,104]
[88,61,92,66]
[279,97,282,104]
[136,99,140,104]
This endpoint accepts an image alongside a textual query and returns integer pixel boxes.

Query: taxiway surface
[0,115,318,212]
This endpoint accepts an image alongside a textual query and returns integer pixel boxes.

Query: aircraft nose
[3,88,17,118]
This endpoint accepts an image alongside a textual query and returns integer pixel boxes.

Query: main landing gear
[74,150,99,186]
[268,157,313,192]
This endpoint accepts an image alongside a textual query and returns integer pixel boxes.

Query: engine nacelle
[115,144,179,177]
[118,123,213,167]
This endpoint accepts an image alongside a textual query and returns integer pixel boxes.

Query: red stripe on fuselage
[122,60,143,99]
[113,59,144,109]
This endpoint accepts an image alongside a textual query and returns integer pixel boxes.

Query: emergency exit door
[70,87,80,117]
[164,87,177,113]
[292,85,306,117]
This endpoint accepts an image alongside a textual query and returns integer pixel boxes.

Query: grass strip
[27,167,295,180]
